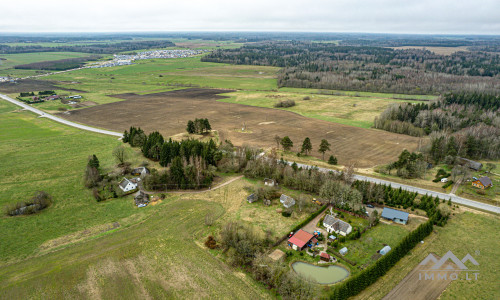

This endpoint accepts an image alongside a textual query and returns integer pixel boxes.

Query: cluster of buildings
[0,76,15,83]
[90,49,208,69]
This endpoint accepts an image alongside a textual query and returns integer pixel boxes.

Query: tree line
[202,41,500,94]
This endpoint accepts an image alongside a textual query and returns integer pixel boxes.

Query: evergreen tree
[280,136,293,151]
[318,139,331,160]
[301,137,312,155]
[328,155,337,165]
[170,157,185,189]
[88,155,100,169]
[186,120,196,134]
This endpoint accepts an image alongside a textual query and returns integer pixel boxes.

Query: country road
[1,92,498,214]
[0,93,123,138]
[290,162,500,214]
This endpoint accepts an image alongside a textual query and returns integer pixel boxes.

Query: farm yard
[59,88,420,168]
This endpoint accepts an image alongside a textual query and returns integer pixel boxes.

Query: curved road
[290,162,500,214]
[0,93,123,138]
[2,93,498,213]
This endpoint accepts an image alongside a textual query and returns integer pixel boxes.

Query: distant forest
[374,92,500,160]
[202,41,500,94]
[0,40,175,54]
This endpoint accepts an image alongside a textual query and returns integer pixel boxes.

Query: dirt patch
[269,249,286,261]
[383,254,456,300]
[59,88,419,167]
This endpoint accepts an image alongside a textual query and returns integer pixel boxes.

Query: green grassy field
[0,100,148,262]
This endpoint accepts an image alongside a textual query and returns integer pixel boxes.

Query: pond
[291,262,349,284]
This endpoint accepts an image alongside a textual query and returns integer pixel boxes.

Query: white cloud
[0,0,498,34]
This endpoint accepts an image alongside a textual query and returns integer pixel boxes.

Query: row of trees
[186,118,212,134]
[275,135,334,161]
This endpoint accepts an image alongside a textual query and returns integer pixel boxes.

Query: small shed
[247,193,258,203]
[440,178,448,183]
[457,157,483,171]
[339,247,348,256]
[320,252,331,262]
[328,235,337,241]
[380,246,391,255]
[264,178,277,187]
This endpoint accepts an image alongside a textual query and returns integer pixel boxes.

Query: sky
[1,0,499,35]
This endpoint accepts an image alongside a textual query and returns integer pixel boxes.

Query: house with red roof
[288,229,316,251]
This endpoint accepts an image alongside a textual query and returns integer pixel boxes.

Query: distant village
[89,49,209,68]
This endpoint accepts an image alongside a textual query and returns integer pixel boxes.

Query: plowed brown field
[60,88,419,167]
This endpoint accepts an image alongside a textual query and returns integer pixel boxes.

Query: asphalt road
[0,93,123,138]
[289,162,500,214]
[2,93,498,214]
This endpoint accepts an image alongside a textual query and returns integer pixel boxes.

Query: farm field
[0,52,94,77]
[0,100,147,261]
[356,211,500,300]
[59,88,420,168]
[219,90,429,128]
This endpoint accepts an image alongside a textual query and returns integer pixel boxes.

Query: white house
[323,214,352,236]
[119,178,137,192]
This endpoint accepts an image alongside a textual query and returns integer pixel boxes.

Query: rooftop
[381,207,409,221]
[288,229,314,248]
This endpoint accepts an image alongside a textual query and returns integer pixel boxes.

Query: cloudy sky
[1,0,499,34]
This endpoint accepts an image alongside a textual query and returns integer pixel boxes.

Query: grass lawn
[0,100,146,262]
[356,211,500,300]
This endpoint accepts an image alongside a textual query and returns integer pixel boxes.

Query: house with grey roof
[381,207,409,225]
[131,167,150,178]
[323,214,352,236]
[280,194,295,208]
[119,178,137,192]
[472,176,493,189]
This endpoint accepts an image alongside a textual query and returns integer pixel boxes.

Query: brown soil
[383,255,457,300]
[59,88,419,168]
[0,79,84,93]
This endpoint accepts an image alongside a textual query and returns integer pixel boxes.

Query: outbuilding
[380,245,391,255]
[320,252,331,262]
[339,247,348,256]
[288,229,315,251]
[247,193,258,203]
[280,194,295,209]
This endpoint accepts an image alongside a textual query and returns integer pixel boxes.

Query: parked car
[366,204,374,208]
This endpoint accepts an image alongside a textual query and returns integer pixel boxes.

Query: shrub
[274,99,296,108]
[5,191,52,216]
[282,211,291,217]
[205,235,217,249]
[303,96,311,100]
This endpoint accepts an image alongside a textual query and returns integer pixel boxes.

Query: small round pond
[292,262,349,284]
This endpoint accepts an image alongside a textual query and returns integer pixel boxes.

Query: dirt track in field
[59,88,419,167]
[383,255,457,300]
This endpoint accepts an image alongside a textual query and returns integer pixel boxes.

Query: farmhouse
[381,207,409,225]
[119,178,137,192]
[131,167,150,178]
[288,229,315,251]
[264,178,277,187]
[323,214,352,236]
[457,157,482,171]
[280,194,295,208]
[472,176,493,189]
[247,193,257,203]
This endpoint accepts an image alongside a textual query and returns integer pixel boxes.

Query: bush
[5,191,52,216]
[282,211,291,217]
[303,96,311,100]
[274,99,296,108]
[205,235,217,249]
[328,155,338,165]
